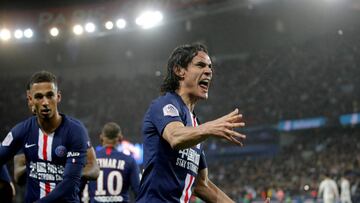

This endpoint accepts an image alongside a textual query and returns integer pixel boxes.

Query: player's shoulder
[62,114,86,130]
[12,116,36,132]
[150,92,184,113]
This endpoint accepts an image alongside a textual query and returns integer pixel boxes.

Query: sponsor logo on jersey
[163,104,179,117]
[67,151,80,157]
[25,143,36,148]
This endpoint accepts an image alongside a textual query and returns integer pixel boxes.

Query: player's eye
[46,92,55,99]
[34,94,44,100]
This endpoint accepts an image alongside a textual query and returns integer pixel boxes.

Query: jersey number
[95,170,123,196]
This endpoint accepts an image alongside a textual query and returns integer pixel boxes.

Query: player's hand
[264,197,270,203]
[202,108,246,146]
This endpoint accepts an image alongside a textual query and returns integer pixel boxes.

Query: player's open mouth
[199,79,210,91]
[41,109,51,114]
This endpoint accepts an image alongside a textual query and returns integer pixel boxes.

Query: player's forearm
[194,179,234,203]
[81,162,100,180]
[164,124,209,150]
[36,163,83,203]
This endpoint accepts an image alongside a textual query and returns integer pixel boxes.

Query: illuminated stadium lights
[85,22,96,33]
[105,21,114,30]
[0,29,11,41]
[14,29,24,39]
[116,19,127,29]
[49,27,59,37]
[24,28,33,38]
[135,11,163,29]
[73,24,84,35]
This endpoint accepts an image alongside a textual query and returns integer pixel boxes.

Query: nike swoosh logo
[25,143,36,148]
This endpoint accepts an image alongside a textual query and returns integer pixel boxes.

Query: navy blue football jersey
[0,165,11,184]
[136,92,207,203]
[88,146,140,203]
[0,114,88,203]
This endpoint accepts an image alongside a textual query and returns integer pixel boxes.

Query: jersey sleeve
[149,98,183,137]
[198,150,207,171]
[0,122,26,166]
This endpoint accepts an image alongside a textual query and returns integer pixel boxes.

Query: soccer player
[318,172,339,203]
[340,173,352,203]
[0,71,89,203]
[88,122,140,202]
[14,84,100,187]
[136,43,268,203]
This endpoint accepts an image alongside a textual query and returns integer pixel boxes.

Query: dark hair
[28,71,58,89]
[102,122,122,140]
[160,43,209,93]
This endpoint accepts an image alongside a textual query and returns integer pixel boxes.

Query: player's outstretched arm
[163,109,246,150]
[81,147,100,180]
[193,168,235,203]
[193,168,270,203]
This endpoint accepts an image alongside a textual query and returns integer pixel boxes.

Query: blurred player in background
[318,172,339,203]
[87,122,140,203]
[0,71,89,202]
[136,43,270,203]
[340,172,352,203]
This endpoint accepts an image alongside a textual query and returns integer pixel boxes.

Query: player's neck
[175,90,196,112]
[37,113,62,134]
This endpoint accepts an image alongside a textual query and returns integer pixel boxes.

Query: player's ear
[57,91,61,103]
[173,65,185,78]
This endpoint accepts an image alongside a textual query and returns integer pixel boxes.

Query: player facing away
[88,122,140,203]
[0,71,89,203]
[318,172,340,203]
[136,43,270,203]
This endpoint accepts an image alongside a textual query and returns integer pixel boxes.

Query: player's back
[88,146,140,203]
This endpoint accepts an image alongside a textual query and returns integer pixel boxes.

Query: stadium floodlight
[135,11,163,29]
[0,29,11,41]
[116,19,127,29]
[50,27,59,37]
[73,24,84,35]
[85,22,96,33]
[105,21,114,30]
[24,28,33,38]
[14,29,24,39]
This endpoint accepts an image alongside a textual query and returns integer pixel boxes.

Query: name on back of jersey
[97,158,125,170]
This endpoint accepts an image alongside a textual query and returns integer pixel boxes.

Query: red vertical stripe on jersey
[43,134,48,160]
[45,183,51,195]
[106,147,112,156]
[184,175,194,203]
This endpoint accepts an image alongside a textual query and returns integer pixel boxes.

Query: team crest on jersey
[1,132,13,146]
[55,145,67,157]
[163,104,179,117]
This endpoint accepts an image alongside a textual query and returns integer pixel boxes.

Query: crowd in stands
[207,127,360,202]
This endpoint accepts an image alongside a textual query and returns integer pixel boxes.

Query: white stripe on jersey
[180,174,195,203]
[37,129,54,161]
[39,182,56,198]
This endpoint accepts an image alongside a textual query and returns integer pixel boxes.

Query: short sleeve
[66,124,88,166]
[149,99,183,137]
[0,122,26,165]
